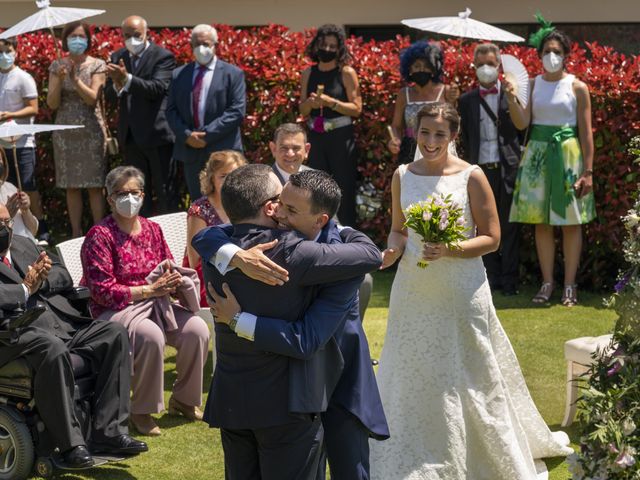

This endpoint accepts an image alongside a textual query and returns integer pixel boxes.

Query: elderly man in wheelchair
[0,203,147,479]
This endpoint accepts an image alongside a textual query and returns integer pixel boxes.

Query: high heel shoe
[130,413,161,436]
[561,284,578,307]
[532,282,553,304]
[168,395,203,421]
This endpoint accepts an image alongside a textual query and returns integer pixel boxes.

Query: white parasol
[501,54,530,108]
[402,8,525,43]
[0,0,105,56]
[0,121,83,190]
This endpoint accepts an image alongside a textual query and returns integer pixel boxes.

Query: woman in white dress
[370,102,571,480]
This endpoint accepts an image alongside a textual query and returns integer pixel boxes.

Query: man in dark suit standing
[206,170,388,480]
[0,204,146,468]
[106,15,177,216]
[459,43,523,296]
[192,165,381,480]
[167,24,246,200]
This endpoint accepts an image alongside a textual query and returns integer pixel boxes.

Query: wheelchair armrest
[66,286,90,301]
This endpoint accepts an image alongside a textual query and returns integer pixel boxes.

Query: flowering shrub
[8,25,640,288]
[568,140,640,479]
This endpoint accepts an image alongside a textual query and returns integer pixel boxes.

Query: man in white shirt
[0,37,48,244]
[459,43,524,296]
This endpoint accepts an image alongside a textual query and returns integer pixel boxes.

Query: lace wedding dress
[370,164,571,480]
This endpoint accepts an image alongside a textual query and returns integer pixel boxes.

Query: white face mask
[542,52,564,73]
[193,45,214,65]
[0,52,15,70]
[125,36,145,55]
[115,193,143,218]
[476,64,499,85]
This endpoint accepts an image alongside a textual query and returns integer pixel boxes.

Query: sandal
[561,284,578,307]
[532,282,554,304]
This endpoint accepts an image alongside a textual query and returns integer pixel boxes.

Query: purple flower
[439,218,448,231]
[615,272,631,293]
[433,196,445,207]
[615,447,637,469]
[422,211,432,221]
[456,216,465,226]
[607,360,622,377]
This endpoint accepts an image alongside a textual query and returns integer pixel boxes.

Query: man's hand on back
[230,239,290,286]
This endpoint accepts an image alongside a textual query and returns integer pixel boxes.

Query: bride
[370,102,571,480]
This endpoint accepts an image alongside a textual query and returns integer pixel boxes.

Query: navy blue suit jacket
[193,223,381,430]
[166,59,245,162]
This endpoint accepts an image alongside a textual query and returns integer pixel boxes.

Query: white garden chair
[56,236,86,286]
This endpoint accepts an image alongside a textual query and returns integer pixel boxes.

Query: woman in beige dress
[47,21,107,238]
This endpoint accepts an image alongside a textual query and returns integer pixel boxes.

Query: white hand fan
[501,54,529,108]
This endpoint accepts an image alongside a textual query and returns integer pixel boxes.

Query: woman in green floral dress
[506,23,596,306]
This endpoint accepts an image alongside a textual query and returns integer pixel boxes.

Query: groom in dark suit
[193,165,381,480]
[459,43,524,295]
[204,170,388,480]
[166,24,246,199]
[106,15,177,215]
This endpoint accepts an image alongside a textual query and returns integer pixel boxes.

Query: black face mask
[409,71,433,87]
[0,225,12,255]
[317,49,338,63]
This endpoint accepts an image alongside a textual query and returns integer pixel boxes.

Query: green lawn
[46,270,616,480]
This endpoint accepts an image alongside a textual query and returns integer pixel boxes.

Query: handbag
[99,88,119,156]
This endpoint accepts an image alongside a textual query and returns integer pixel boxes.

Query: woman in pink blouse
[81,166,210,437]
[183,150,246,306]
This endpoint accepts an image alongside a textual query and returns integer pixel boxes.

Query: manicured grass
[44,270,616,480]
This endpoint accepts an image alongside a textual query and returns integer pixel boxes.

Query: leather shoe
[62,445,95,469]
[168,395,203,421]
[91,434,149,455]
[130,413,161,436]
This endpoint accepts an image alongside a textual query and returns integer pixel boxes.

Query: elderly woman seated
[81,166,210,437]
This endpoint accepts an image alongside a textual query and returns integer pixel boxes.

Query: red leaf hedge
[11,25,640,289]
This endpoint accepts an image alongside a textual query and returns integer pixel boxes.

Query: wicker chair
[55,236,87,286]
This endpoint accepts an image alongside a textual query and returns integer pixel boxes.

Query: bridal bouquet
[404,193,469,268]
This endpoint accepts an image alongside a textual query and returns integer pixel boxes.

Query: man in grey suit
[193,164,381,479]
[166,24,246,199]
[269,122,373,319]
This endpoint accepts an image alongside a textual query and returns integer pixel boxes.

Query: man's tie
[192,65,207,129]
[1,256,11,269]
[480,86,499,98]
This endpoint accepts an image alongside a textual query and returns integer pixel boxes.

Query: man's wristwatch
[228,312,242,332]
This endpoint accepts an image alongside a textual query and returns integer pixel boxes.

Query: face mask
[193,45,214,65]
[317,49,337,63]
[67,36,88,55]
[542,52,564,73]
[476,64,499,84]
[125,36,145,55]
[409,71,433,87]
[0,52,15,70]
[0,225,12,254]
[115,193,143,218]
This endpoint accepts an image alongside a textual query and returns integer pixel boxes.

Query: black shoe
[502,285,519,296]
[90,434,148,455]
[62,445,95,469]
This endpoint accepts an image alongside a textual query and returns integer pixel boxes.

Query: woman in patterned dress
[184,150,247,306]
[507,27,596,306]
[47,21,107,238]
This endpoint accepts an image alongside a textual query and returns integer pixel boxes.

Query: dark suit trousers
[308,125,357,227]
[221,415,323,480]
[123,138,178,216]
[317,404,370,480]
[182,154,209,200]
[0,317,130,452]
[480,165,520,288]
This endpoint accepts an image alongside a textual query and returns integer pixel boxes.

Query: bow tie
[480,86,499,97]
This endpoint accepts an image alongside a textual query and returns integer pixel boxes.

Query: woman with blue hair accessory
[387,41,459,164]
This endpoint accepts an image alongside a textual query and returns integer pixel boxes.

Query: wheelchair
[0,290,128,479]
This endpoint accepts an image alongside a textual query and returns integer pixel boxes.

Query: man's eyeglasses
[0,219,14,228]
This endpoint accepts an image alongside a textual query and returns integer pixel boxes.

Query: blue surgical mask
[0,52,15,70]
[67,36,88,55]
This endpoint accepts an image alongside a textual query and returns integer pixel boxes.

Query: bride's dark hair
[415,102,460,135]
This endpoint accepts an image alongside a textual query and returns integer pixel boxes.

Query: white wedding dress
[370,164,572,480]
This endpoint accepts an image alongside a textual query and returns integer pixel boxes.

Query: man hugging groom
[193,164,388,479]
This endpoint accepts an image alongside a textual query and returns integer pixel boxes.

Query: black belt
[480,162,500,170]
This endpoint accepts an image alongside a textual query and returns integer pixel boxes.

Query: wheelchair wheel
[0,409,34,480]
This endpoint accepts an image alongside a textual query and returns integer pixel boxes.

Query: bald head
[121,15,148,42]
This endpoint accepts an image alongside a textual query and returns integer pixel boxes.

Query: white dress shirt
[274,163,291,183]
[478,80,501,166]
[192,56,217,129]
